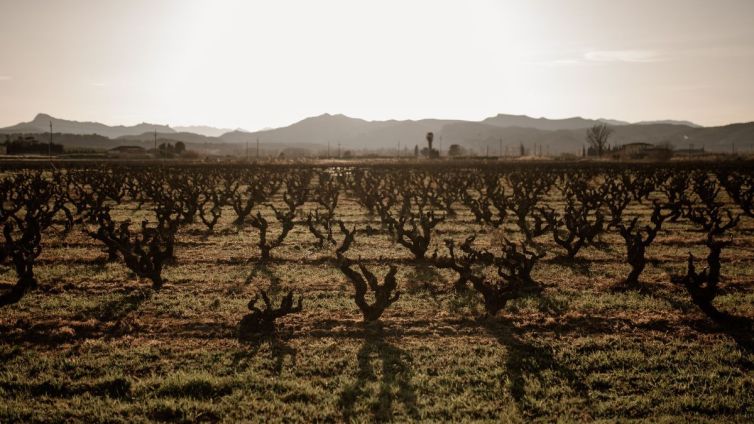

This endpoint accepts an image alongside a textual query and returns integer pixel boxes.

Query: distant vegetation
[2,135,63,155]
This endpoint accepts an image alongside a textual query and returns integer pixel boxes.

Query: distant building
[107,145,148,158]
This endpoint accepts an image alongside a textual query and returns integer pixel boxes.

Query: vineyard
[1,160,753,422]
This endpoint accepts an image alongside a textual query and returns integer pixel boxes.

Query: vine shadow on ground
[339,327,420,422]
[483,319,591,418]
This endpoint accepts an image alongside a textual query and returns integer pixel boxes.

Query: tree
[414,145,419,158]
[426,132,434,159]
[174,141,186,154]
[586,124,613,157]
[448,144,465,157]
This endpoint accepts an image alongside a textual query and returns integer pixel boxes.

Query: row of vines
[1,162,752,337]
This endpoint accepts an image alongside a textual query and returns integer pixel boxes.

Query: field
[1,161,753,423]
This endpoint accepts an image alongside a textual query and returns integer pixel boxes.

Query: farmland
[1,160,753,422]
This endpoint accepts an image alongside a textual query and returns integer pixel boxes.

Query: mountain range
[2,112,752,155]
[173,125,247,137]
[1,113,174,139]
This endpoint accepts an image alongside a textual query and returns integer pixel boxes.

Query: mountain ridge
[3,112,751,155]
[1,113,174,138]
[172,125,247,137]
[481,113,630,130]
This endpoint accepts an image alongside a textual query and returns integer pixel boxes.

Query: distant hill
[482,113,628,130]
[598,118,632,126]
[117,131,220,145]
[219,114,460,150]
[442,121,754,154]
[676,122,754,148]
[173,125,242,137]
[215,113,716,154]
[221,114,386,146]
[2,112,751,155]
[634,120,702,128]
[196,113,754,154]
[0,113,174,138]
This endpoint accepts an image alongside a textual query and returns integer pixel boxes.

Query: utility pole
[49,121,52,158]
[246,140,249,161]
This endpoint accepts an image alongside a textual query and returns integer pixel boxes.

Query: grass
[1,177,753,422]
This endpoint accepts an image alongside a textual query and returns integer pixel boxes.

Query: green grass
[1,185,753,422]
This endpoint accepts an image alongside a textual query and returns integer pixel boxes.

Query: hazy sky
[1,0,753,129]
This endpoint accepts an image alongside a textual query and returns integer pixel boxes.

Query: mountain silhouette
[219,114,461,150]
[634,120,702,127]
[173,125,243,137]
[481,113,629,130]
[1,113,174,138]
[2,112,751,155]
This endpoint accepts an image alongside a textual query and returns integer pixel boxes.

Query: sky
[0,0,753,129]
